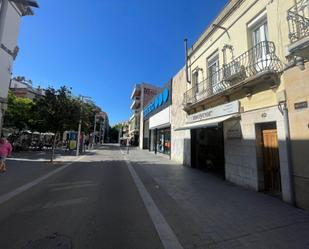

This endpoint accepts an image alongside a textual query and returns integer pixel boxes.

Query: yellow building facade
[177,0,309,209]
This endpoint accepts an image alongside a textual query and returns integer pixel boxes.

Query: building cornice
[189,0,245,57]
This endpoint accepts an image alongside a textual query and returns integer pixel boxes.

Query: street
[0,146,164,249]
[0,144,309,249]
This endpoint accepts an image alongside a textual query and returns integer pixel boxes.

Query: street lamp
[92,114,97,149]
[92,112,106,149]
[76,95,91,157]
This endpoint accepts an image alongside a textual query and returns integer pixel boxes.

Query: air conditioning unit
[223,61,246,85]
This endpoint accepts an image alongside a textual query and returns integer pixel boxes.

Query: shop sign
[226,120,242,139]
[187,101,240,123]
[294,101,308,110]
[144,88,169,117]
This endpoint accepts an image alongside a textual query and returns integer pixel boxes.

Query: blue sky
[13,0,228,125]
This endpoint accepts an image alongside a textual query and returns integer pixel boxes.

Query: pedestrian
[85,139,89,150]
[0,137,12,173]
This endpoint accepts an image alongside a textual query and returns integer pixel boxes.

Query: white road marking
[50,183,98,192]
[49,180,94,187]
[0,155,86,205]
[43,197,88,209]
[120,149,184,249]
[7,158,54,162]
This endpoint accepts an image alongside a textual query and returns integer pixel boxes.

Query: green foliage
[108,126,119,143]
[31,86,77,133]
[80,100,102,134]
[4,86,102,135]
[3,91,34,130]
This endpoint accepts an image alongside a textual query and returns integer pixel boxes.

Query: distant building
[95,111,109,144]
[10,77,45,99]
[0,0,39,132]
[129,83,161,148]
[118,121,129,145]
[143,79,172,154]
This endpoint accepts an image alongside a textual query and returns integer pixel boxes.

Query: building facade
[10,77,45,99]
[284,0,309,210]
[174,0,300,206]
[171,68,191,166]
[0,0,38,133]
[129,83,161,148]
[118,121,129,145]
[143,80,172,155]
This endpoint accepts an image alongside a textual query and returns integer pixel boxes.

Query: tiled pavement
[125,147,309,249]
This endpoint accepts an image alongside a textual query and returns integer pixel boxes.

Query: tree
[108,126,120,143]
[33,86,80,162]
[79,100,102,134]
[4,85,104,161]
[3,91,34,131]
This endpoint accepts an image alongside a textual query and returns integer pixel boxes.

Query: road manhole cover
[22,233,73,249]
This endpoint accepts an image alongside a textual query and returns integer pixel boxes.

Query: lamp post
[92,114,97,149]
[92,112,106,148]
[76,95,91,157]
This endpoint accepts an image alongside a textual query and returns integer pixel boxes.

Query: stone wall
[224,106,292,203]
[284,63,309,210]
[171,68,191,166]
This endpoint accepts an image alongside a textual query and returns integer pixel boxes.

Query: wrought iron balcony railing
[287,0,309,43]
[183,41,282,107]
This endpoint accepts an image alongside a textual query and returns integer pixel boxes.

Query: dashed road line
[0,155,86,205]
[43,197,88,209]
[50,183,98,192]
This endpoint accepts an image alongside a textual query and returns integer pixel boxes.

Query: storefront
[191,124,225,176]
[154,127,171,155]
[175,101,240,177]
[143,81,172,156]
[175,100,293,202]
[148,114,171,155]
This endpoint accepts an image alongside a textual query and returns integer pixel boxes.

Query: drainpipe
[279,101,296,205]
[184,38,191,84]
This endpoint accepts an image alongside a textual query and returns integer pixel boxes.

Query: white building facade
[0,0,38,133]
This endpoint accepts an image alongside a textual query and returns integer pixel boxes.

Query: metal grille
[183,41,282,107]
[287,0,309,43]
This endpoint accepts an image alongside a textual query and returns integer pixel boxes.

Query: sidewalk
[126,148,309,249]
[9,147,96,162]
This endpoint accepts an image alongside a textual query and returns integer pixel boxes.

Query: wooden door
[262,129,281,193]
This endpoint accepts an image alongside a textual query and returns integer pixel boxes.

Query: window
[192,70,199,93]
[248,11,270,71]
[207,54,220,94]
[252,21,269,61]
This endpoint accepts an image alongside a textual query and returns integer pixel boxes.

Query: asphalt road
[0,146,164,249]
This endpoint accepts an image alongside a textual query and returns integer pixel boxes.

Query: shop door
[191,125,225,177]
[262,129,281,193]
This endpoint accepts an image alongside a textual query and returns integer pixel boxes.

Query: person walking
[0,138,12,173]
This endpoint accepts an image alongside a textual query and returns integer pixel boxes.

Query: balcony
[130,100,141,110]
[287,0,309,58]
[130,96,141,110]
[183,41,282,109]
[131,84,141,99]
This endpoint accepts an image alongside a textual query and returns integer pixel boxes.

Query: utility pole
[99,119,102,144]
[102,116,105,144]
[76,95,91,157]
[118,124,122,144]
[92,114,97,149]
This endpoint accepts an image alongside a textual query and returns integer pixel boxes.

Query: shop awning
[174,114,240,131]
